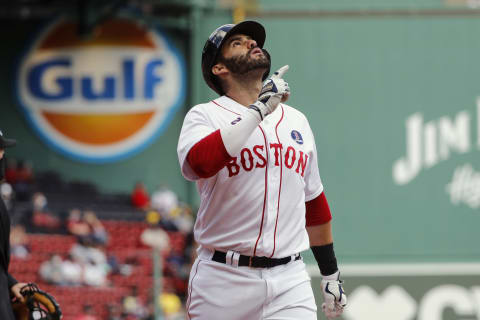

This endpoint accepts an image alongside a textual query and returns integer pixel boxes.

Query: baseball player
[177,21,347,320]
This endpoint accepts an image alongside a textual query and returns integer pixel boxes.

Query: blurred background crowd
[3,156,194,320]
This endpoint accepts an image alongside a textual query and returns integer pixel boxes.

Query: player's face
[218,34,270,75]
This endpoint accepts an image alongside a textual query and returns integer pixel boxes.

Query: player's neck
[225,79,262,107]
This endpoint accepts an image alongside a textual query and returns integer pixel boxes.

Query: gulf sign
[15,18,185,163]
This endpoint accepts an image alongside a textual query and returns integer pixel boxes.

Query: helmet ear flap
[201,39,225,95]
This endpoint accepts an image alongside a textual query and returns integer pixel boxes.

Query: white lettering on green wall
[393,105,474,185]
[445,163,480,208]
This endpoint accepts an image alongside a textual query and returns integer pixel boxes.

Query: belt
[212,250,301,268]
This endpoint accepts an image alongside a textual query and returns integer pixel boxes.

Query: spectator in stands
[169,204,194,234]
[74,304,97,320]
[70,238,107,266]
[106,253,132,277]
[0,182,14,211]
[164,245,186,281]
[9,224,29,259]
[70,242,109,287]
[106,253,121,275]
[150,185,178,215]
[154,203,194,234]
[39,253,83,287]
[31,192,61,232]
[68,209,108,246]
[149,185,184,231]
[106,303,123,320]
[12,160,34,202]
[67,208,90,244]
[122,286,148,319]
[39,254,66,286]
[40,247,109,287]
[61,254,82,286]
[159,286,184,320]
[83,210,108,246]
[131,182,150,210]
[83,260,108,287]
[4,158,17,185]
[149,210,177,232]
[145,210,161,226]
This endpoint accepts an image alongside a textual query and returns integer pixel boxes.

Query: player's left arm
[303,118,346,319]
[306,194,347,320]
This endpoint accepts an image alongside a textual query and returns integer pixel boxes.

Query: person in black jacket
[0,130,26,319]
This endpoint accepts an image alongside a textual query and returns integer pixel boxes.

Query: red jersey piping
[187,260,201,319]
[270,105,285,258]
[253,125,269,257]
[212,100,241,115]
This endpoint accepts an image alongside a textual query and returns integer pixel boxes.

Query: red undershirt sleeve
[305,192,332,226]
[187,129,233,178]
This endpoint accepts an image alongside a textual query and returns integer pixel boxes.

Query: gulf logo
[15,18,185,163]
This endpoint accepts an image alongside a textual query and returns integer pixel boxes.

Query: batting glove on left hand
[321,271,347,319]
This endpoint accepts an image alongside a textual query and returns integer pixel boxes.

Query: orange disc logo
[16,18,185,163]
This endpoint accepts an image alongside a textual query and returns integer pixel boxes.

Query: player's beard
[219,47,270,76]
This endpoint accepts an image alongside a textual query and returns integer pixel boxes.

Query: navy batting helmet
[201,20,271,95]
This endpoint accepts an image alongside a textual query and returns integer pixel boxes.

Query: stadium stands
[7,168,192,319]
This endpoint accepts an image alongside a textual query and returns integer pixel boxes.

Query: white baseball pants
[186,249,317,320]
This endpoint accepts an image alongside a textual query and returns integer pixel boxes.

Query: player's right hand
[248,65,290,121]
[321,271,347,319]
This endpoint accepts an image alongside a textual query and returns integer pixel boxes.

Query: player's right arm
[220,65,289,157]
[177,66,290,180]
[178,106,260,180]
[177,105,219,181]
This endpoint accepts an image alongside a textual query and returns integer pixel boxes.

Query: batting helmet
[201,20,271,95]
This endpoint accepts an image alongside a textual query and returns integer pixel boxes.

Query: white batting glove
[321,271,347,319]
[248,65,290,120]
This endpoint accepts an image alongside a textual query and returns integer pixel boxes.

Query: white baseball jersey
[177,95,324,258]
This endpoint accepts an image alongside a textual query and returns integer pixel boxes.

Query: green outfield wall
[252,10,480,264]
[1,2,479,266]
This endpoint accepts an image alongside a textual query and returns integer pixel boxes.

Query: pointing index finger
[271,65,289,79]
